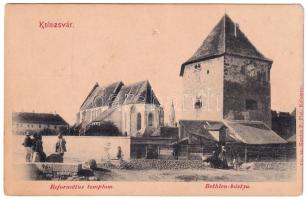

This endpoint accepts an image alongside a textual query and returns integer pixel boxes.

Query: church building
[76,80,164,137]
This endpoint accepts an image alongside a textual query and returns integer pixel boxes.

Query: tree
[85,121,122,136]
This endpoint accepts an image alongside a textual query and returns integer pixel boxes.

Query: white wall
[13,135,131,163]
[121,104,162,136]
[181,57,224,121]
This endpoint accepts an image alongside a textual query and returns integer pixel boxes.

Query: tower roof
[180,14,272,76]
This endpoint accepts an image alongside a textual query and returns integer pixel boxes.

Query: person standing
[31,133,44,162]
[116,146,123,161]
[22,131,33,162]
[55,134,67,157]
[218,145,228,169]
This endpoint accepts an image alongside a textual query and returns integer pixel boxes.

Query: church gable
[113,80,160,106]
[80,81,123,110]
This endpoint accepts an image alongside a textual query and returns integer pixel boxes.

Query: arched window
[148,113,153,127]
[137,113,142,130]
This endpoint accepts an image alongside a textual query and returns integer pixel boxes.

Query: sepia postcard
[4,4,304,195]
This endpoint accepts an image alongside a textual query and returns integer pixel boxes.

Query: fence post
[187,145,190,160]
[244,146,247,163]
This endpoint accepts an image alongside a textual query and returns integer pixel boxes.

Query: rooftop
[12,112,68,126]
[180,14,272,76]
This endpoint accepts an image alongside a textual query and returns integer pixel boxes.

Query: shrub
[85,121,122,136]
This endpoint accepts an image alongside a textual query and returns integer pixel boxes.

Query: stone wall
[223,55,272,127]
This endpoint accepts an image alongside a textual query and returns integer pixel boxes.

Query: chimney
[234,23,239,37]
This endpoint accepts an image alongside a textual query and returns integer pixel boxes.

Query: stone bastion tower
[180,14,272,127]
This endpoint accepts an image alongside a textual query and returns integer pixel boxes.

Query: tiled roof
[12,112,68,125]
[80,80,160,112]
[224,120,287,144]
[179,120,233,142]
[180,14,272,76]
[112,80,160,106]
[179,120,286,145]
[80,81,124,110]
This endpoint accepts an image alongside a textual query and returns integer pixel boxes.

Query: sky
[5,4,303,125]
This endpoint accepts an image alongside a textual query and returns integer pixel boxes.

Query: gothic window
[194,96,203,109]
[246,99,258,110]
[137,113,142,131]
[207,69,210,74]
[148,113,153,127]
[92,110,96,119]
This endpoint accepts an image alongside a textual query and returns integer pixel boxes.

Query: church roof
[80,80,160,111]
[180,14,272,76]
[80,81,123,110]
[112,80,160,106]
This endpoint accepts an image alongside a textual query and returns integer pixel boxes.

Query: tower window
[257,71,262,82]
[194,64,201,71]
[262,71,267,85]
[207,70,210,74]
[194,96,203,109]
[246,99,258,110]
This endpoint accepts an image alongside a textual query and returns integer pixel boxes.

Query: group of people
[204,143,229,169]
[22,131,67,162]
